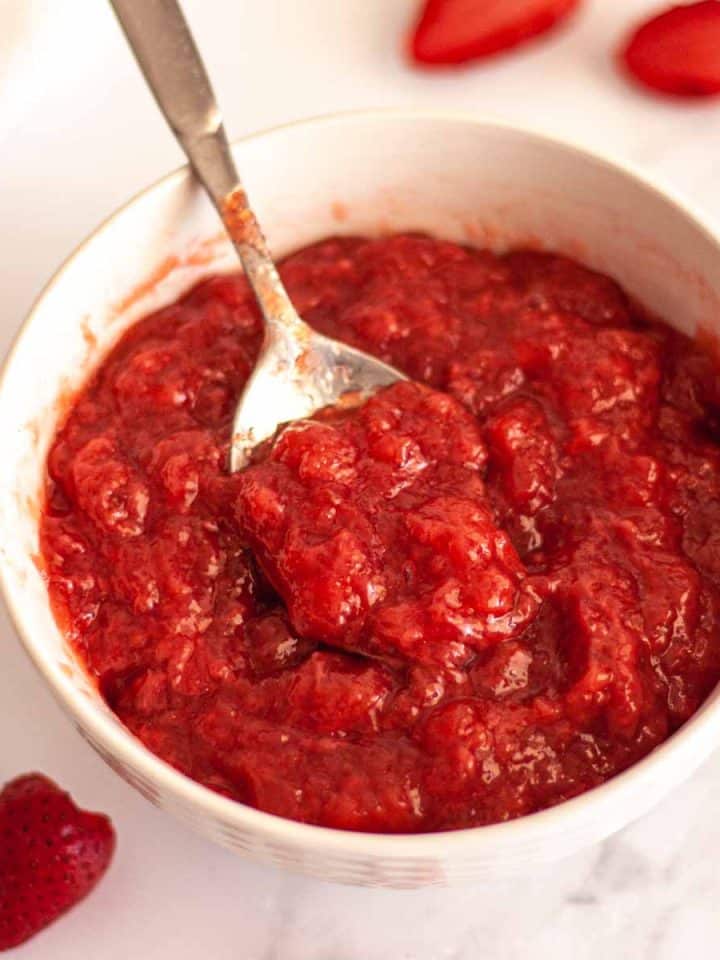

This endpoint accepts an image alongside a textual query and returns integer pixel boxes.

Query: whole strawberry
[0,773,115,951]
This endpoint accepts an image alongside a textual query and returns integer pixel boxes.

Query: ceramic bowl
[2,111,720,887]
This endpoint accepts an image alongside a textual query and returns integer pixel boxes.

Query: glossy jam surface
[41,235,720,832]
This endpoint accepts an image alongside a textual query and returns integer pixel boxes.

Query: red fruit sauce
[40,235,720,832]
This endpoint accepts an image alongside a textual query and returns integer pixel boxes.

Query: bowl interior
[3,113,720,882]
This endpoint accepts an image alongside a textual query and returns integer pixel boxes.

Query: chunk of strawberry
[621,2,720,97]
[409,0,581,67]
[0,774,115,950]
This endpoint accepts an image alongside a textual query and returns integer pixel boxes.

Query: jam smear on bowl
[40,234,720,832]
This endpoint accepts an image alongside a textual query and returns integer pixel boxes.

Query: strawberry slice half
[409,0,582,67]
[620,1,720,97]
[0,773,116,951]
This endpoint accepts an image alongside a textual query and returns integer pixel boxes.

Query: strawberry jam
[40,235,720,832]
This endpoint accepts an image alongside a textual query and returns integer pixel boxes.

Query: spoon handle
[109,0,302,331]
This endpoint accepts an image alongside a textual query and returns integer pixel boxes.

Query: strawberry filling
[41,235,720,832]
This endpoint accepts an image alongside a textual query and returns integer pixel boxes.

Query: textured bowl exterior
[3,112,720,887]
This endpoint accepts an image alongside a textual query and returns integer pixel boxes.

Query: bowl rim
[3,107,720,859]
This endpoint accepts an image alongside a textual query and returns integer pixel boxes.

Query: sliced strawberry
[409,0,582,67]
[0,774,116,951]
[621,1,720,97]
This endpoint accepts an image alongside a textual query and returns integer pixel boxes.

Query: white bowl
[2,111,720,887]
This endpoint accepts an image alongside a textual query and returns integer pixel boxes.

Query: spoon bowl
[230,322,404,470]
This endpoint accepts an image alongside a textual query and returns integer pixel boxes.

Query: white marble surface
[2,0,720,956]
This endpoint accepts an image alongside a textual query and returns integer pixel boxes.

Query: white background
[2,1,720,957]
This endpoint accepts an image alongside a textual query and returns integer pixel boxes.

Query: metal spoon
[110,0,404,472]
